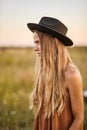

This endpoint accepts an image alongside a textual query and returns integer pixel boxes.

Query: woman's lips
[37,53,41,56]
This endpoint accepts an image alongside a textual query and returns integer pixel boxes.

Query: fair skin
[33,32,41,57]
[33,32,84,130]
[65,64,84,130]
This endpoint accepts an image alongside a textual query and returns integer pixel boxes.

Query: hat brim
[27,23,73,46]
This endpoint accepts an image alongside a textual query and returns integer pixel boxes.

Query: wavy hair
[30,31,72,118]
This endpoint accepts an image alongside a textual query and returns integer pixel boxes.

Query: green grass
[0,47,87,130]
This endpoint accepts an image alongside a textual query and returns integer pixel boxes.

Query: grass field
[0,47,87,130]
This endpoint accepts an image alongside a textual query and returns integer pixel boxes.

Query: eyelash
[34,41,40,44]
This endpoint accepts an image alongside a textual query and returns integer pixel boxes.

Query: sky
[0,0,87,47]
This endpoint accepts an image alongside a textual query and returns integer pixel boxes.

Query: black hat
[27,17,73,46]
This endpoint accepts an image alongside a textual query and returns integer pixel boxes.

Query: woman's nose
[34,44,39,52]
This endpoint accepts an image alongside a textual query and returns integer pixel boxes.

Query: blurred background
[0,0,87,130]
[0,47,87,130]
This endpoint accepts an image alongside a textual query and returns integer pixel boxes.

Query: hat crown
[39,17,67,35]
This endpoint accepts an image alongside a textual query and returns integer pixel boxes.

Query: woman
[27,17,84,130]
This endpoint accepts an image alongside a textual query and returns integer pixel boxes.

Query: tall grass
[0,47,87,130]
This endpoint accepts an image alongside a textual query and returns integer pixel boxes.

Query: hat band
[39,21,67,35]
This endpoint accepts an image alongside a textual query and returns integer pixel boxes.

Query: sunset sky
[0,0,87,47]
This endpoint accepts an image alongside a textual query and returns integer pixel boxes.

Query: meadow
[0,47,87,130]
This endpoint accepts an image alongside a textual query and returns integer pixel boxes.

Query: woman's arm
[67,70,84,130]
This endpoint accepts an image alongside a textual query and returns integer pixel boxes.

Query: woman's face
[33,32,41,57]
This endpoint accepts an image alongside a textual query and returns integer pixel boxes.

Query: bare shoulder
[64,63,84,125]
[65,63,82,90]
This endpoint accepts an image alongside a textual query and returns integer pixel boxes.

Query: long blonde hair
[30,31,72,118]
